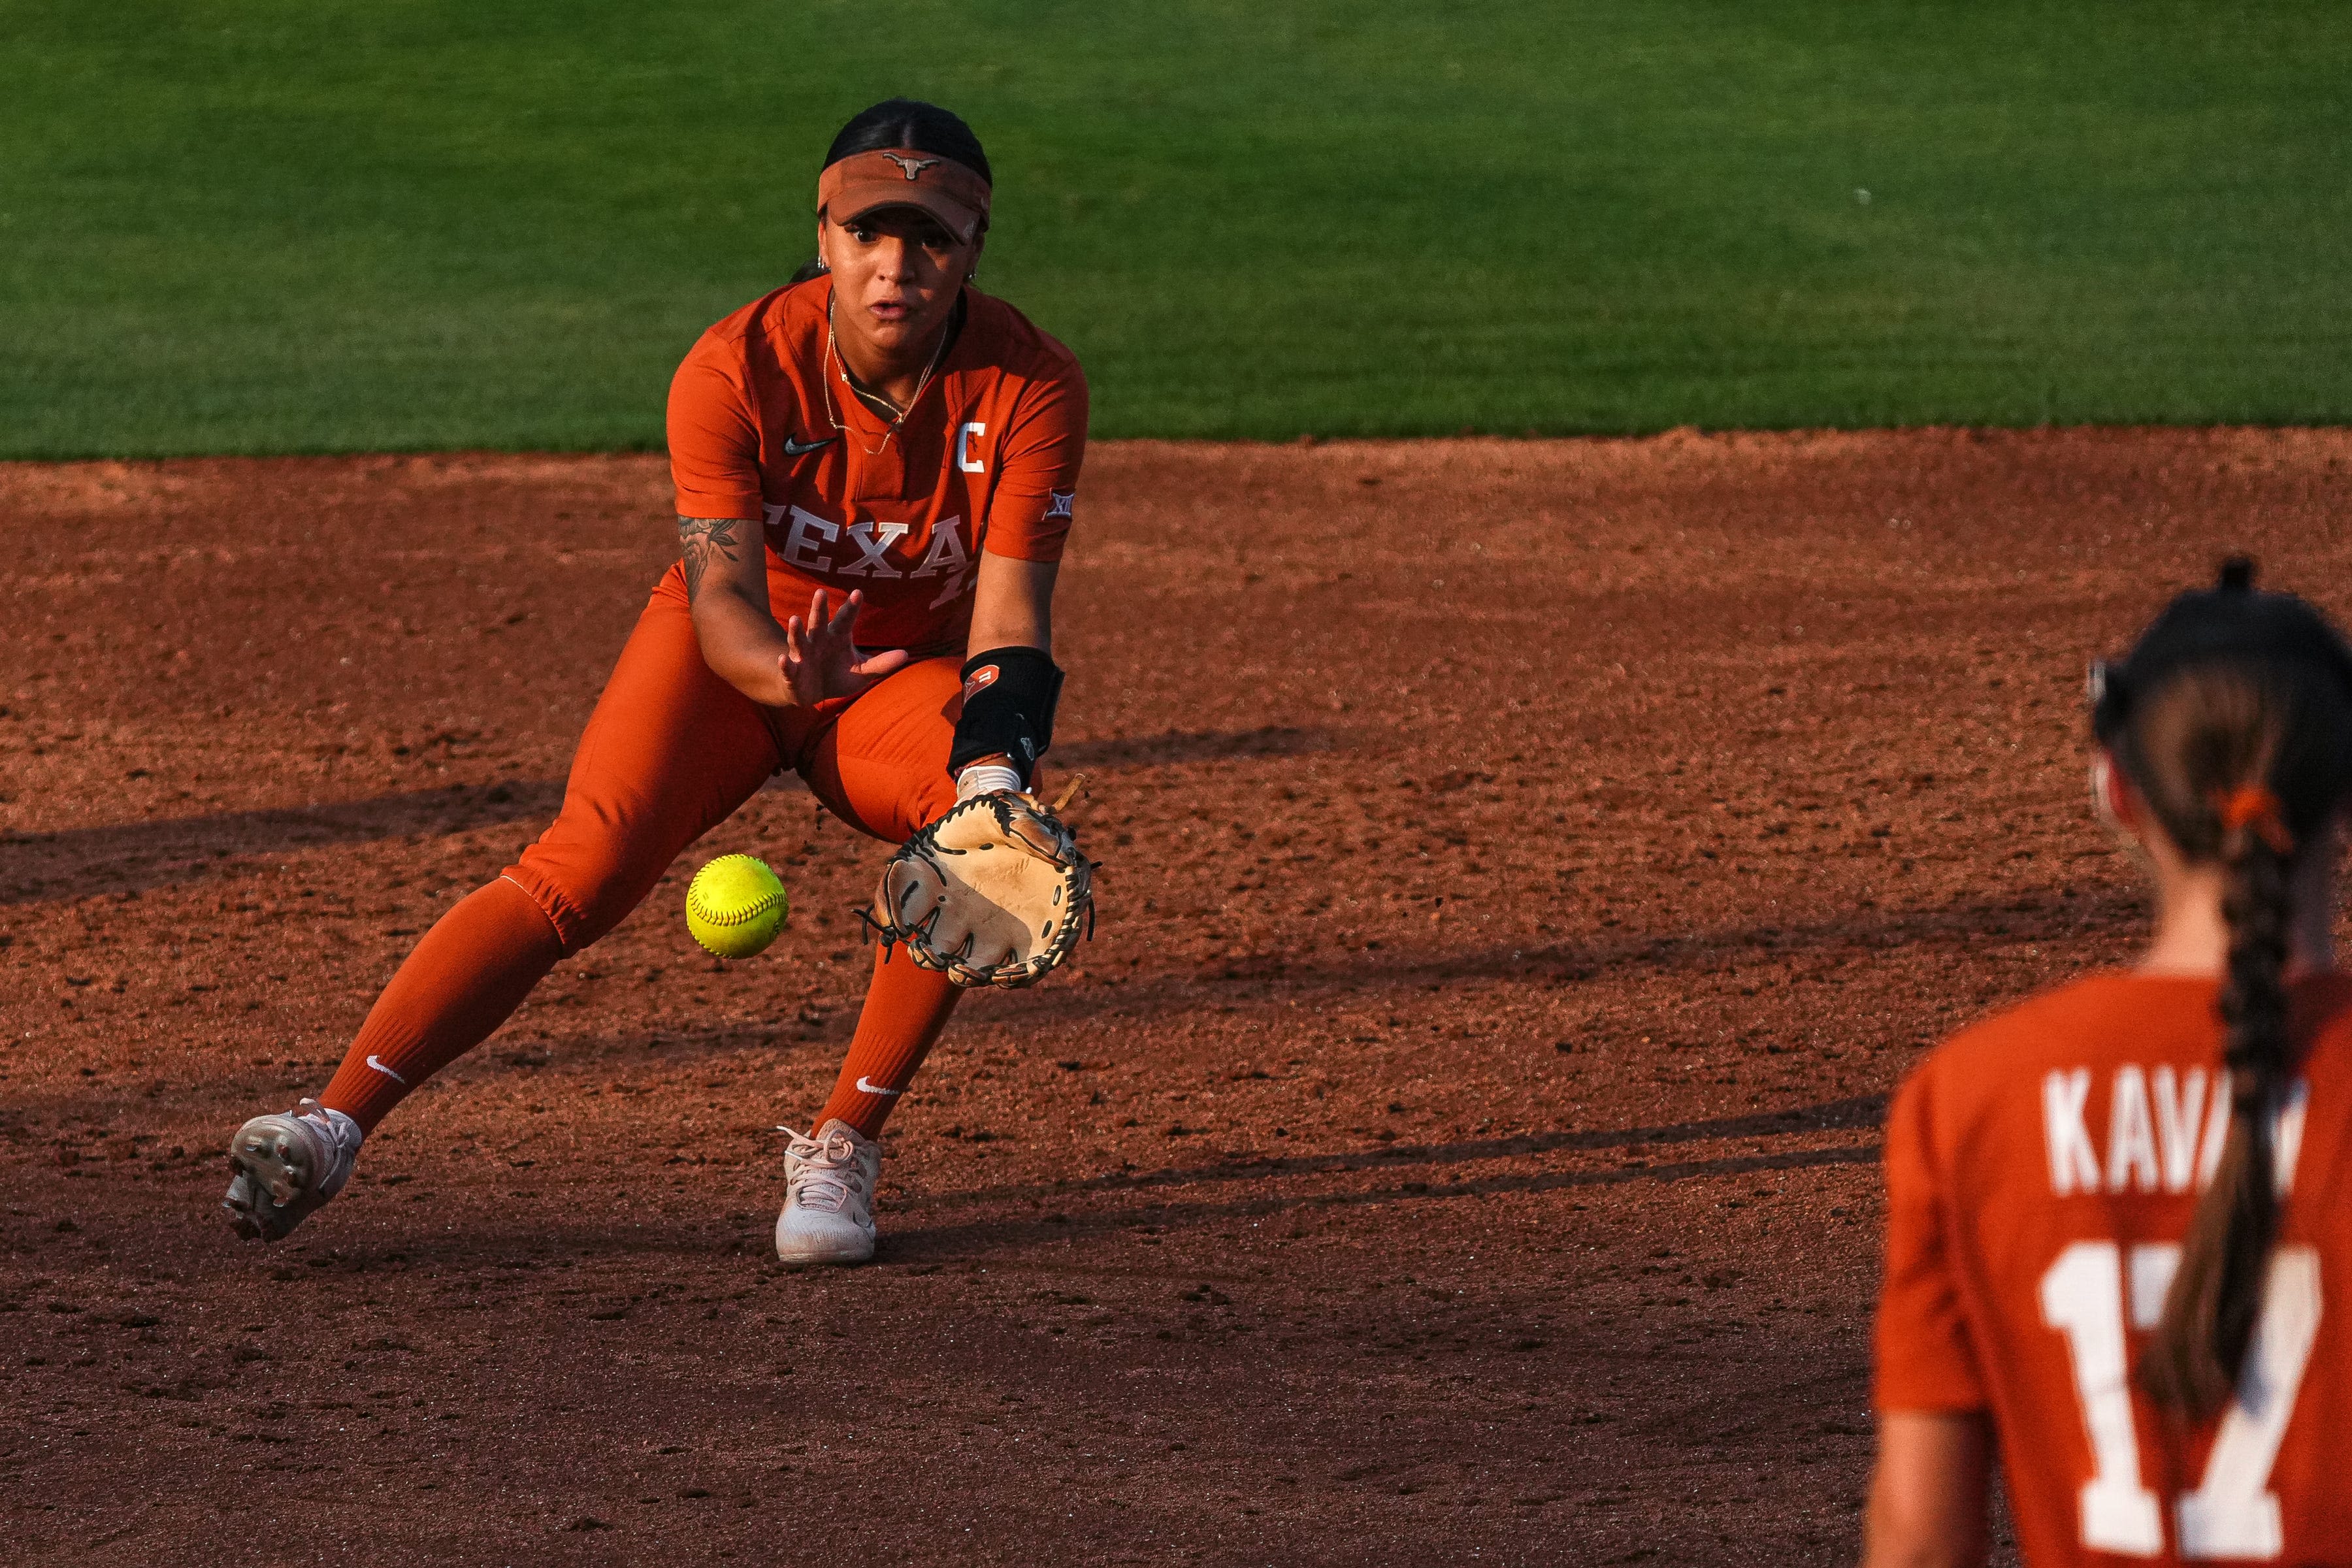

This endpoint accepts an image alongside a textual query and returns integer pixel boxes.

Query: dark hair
[2096,560,2352,1416]
[791,98,991,284]
[822,97,990,186]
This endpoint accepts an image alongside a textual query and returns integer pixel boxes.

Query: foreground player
[1867,561,2352,1565]
[222,98,1086,1265]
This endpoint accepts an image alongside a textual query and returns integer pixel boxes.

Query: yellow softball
[686,854,789,959]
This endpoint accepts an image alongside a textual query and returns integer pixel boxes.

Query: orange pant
[320,566,962,1136]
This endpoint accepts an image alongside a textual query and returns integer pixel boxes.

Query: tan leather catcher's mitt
[863,791,1093,988]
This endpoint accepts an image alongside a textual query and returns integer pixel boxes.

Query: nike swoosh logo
[855,1076,902,1096]
[365,1054,409,1085]
[782,434,836,457]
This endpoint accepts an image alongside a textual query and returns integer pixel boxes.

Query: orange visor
[818,148,991,244]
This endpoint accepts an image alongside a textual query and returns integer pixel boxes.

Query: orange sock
[319,877,564,1132]
[814,945,961,1137]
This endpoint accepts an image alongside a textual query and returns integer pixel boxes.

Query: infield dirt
[5,429,2350,1563]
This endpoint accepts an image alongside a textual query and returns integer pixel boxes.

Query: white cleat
[223,1098,362,1243]
[775,1119,880,1266]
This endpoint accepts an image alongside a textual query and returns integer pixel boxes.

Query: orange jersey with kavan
[1877,972,2352,1566]
[667,277,1087,657]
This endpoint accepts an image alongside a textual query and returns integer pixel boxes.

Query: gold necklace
[824,301,952,456]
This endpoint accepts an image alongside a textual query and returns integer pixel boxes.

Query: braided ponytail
[2139,779,2295,1415]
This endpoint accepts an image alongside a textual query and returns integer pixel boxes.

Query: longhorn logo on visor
[881,153,941,180]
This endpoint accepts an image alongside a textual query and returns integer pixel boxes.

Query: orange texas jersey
[1877,972,2352,1567]
[666,276,1087,658]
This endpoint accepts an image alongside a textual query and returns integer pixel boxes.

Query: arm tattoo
[677,515,743,604]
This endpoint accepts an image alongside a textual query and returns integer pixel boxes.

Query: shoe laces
[778,1124,866,1214]
[289,1098,362,1195]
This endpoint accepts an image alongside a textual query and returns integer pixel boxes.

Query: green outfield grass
[3,0,2349,457]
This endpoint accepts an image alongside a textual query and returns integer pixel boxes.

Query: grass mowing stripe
[1,0,2348,457]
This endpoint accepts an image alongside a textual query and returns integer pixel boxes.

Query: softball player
[1867,561,2352,1565]
[223,98,1086,1266]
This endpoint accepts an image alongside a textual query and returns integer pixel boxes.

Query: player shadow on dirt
[895,1093,1890,1214]
[0,779,564,906]
[145,1120,1880,1270]
[874,1139,1884,1263]
[27,1088,1881,1267]
[0,1082,1884,1273]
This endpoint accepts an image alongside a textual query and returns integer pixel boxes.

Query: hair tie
[2213,784,2295,855]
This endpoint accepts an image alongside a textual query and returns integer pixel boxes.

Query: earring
[817,259,830,273]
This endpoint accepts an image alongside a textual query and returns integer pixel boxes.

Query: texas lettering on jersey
[668,276,1088,656]
[765,503,975,612]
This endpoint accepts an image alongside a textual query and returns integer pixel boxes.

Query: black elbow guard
[949,646,1064,781]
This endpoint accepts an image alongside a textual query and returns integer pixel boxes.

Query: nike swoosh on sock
[365,1054,410,1085]
[855,1076,902,1096]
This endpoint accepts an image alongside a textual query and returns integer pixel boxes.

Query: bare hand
[781,588,909,704]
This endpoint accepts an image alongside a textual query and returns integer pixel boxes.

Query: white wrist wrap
[956,762,1024,801]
